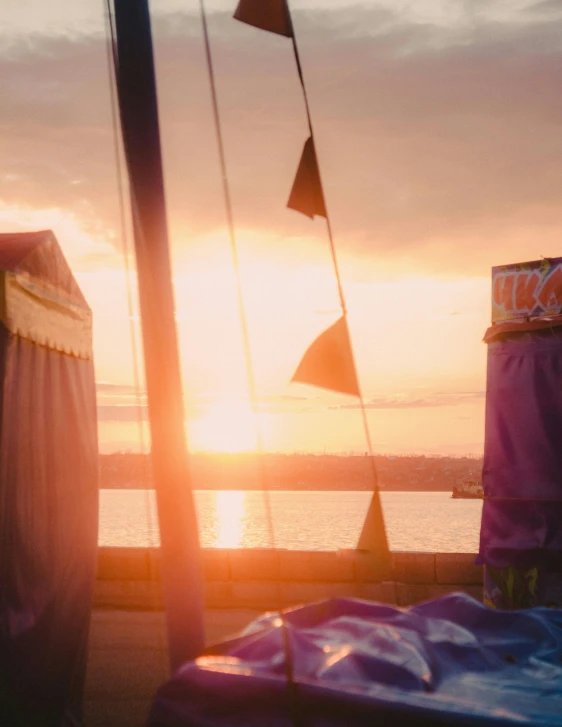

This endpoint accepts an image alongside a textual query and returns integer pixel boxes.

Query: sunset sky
[1,0,561,454]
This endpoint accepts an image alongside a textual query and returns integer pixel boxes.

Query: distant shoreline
[99,452,482,493]
[99,486,464,493]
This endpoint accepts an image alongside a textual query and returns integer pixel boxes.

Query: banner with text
[492,256,562,323]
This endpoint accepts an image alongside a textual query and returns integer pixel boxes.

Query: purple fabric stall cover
[148,594,562,727]
[0,335,98,725]
[478,327,562,571]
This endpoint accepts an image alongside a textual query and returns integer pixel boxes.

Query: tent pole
[112,0,205,669]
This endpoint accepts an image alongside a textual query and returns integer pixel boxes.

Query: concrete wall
[94,548,482,610]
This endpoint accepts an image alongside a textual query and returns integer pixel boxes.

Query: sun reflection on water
[214,490,246,548]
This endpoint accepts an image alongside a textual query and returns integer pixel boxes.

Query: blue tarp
[148,594,562,727]
[478,327,562,571]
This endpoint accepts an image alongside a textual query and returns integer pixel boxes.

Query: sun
[189,401,259,453]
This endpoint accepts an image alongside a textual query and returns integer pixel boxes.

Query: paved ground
[84,608,262,727]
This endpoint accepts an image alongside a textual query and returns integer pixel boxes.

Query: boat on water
[452,478,484,499]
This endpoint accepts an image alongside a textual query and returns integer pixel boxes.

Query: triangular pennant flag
[234,0,293,38]
[357,491,391,570]
[287,136,327,219]
[292,316,359,396]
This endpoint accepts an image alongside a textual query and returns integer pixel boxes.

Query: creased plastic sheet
[478,327,562,571]
[149,594,562,727]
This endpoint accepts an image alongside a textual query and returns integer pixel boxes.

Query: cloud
[95,384,313,420]
[330,391,485,410]
[523,0,562,18]
[0,4,560,274]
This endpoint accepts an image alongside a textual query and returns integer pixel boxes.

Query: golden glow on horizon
[214,490,245,548]
[189,401,258,453]
[60,232,489,456]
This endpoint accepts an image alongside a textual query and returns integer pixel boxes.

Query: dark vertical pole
[112,0,205,669]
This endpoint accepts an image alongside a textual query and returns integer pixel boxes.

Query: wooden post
[112,0,205,669]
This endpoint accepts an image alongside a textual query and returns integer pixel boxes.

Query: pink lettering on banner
[515,271,540,311]
[537,265,562,311]
[491,258,562,322]
[493,274,515,312]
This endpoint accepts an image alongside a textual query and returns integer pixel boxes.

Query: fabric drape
[0,334,98,725]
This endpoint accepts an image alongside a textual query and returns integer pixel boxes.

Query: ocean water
[99,490,483,552]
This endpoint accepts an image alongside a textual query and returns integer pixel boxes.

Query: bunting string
[289,35,312,134]
[198,4,301,725]
[197,0,277,558]
[235,0,389,563]
[105,0,147,461]
[290,30,346,313]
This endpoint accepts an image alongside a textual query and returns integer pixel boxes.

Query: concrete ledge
[391,553,436,584]
[229,549,280,581]
[283,582,354,607]
[94,579,485,611]
[355,582,398,604]
[231,581,283,609]
[94,548,483,610]
[396,583,482,606]
[97,548,483,585]
[97,548,158,581]
[97,548,233,583]
[204,581,233,608]
[353,551,389,583]
[94,580,164,610]
[203,550,230,581]
[279,551,355,583]
[353,552,437,584]
[435,553,482,585]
